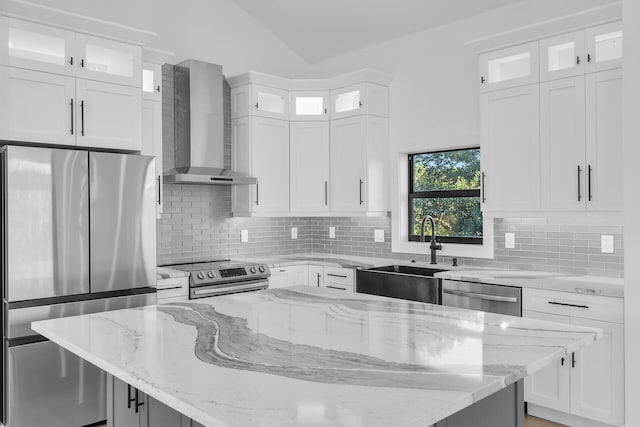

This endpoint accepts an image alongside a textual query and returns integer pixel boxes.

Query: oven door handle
[443,288,519,303]
[192,281,268,297]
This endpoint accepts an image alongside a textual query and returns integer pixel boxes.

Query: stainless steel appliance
[163,60,256,185]
[356,265,446,304]
[441,279,522,316]
[165,260,270,299]
[1,146,157,427]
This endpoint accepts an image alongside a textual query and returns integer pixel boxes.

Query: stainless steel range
[165,260,271,299]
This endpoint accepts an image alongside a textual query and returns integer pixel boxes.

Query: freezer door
[6,340,107,427]
[90,152,156,292]
[4,146,89,302]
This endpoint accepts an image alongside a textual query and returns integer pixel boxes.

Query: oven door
[190,279,269,299]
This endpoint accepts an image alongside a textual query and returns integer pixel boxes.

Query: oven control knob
[250,266,257,274]
[207,271,215,278]
[258,265,266,273]
[196,272,205,280]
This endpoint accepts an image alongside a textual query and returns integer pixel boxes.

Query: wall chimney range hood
[163,60,256,185]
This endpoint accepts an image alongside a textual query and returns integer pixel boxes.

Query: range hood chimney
[163,60,256,185]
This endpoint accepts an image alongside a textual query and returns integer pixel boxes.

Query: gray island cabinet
[32,286,600,427]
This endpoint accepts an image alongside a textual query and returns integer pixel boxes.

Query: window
[408,148,483,244]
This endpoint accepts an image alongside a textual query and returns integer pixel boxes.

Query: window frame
[407,147,483,245]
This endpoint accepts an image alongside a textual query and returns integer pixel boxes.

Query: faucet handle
[431,239,442,250]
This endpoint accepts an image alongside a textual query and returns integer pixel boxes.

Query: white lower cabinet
[523,289,624,426]
[109,376,201,427]
[308,265,324,288]
[268,265,309,289]
[232,116,290,216]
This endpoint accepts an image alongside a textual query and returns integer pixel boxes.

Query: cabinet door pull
[358,101,363,108]
[156,85,161,93]
[157,176,161,205]
[254,102,259,109]
[80,100,85,136]
[577,165,582,201]
[326,285,346,291]
[324,107,327,114]
[69,57,74,66]
[588,165,592,201]
[317,273,321,287]
[576,56,581,65]
[324,181,328,205]
[587,54,592,63]
[127,384,135,409]
[134,388,144,413]
[481,172,486,203]
[70,98,74,135]
[327,273,347,278]
[359,179,364,205]
[480,76,486,84]
[255,182,259,205]
[80,58,85,68]
[548,301,589,309]
[571,352,576,368]
[561,357,565,366]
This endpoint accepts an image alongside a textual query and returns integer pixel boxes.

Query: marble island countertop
[244,253,624,298]
[33,287,600,427]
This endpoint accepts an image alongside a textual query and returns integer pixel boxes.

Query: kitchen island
[32,286,600,427]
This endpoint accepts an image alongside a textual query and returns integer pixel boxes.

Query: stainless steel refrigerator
[1,145,157,427]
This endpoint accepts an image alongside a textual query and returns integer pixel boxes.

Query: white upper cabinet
[0,66,76,146]
[540,76,586,211]
[75,34,141,87]
[479,41,539,92]
[330,83,388,119]
[230,84,288,120]
[585,68,623,211]
[585,21,622,73]
[76,79,142,151]
[290,121,330,212]
[289,91,329,121]
[142,62,162,102]
[480,84,540,212]
[540,31,585,81]
[1,18,75,75]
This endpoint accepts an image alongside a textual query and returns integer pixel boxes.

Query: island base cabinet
[433,381,524,427]
[108,375,194,427]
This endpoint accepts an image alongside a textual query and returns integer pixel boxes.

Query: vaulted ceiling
[230,0,521,64]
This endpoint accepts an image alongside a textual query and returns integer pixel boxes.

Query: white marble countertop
[32,286,600,427]
[244,253,624,298]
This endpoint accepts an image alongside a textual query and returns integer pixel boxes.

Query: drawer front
[157,295,188,304]
[156,277,188,299]
[522,288,623,323]
[324,267,354,285]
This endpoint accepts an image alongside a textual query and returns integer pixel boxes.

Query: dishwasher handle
[443,288,519,303]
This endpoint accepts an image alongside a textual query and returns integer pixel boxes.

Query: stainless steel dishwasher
[441,279,522,316]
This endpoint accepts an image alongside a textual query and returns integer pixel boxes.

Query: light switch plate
[374,229,385,242]
[241,229,249,243]
[601,235,614,253]
[505,232,515,249]
[329,226,336,239]
[291,227,298,239]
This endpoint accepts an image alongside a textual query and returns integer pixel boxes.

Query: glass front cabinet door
[330,83,388,119]
[74,33,141,87]
[289,91,329,121]
[1,18,75,75]
[585,21,622,73]
[479,41,539,92]
[251,84,289,120]
[142,62,162,102]
[540,31,585,81]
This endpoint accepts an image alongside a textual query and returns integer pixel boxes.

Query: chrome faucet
[420,215,442,265]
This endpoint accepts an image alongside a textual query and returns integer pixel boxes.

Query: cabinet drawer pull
[443,288,518,303]
[326,285,346,291]
[327,273,347,278]
[548,301,589,309]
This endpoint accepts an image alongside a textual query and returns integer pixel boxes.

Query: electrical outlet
[374,229,385,242]
[291,227,298,239]
[329,226,336,239]
[241,229,249,243]
[601,235,614,253]
[505,232,515,249]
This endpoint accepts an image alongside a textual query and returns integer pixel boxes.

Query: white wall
[0,0,315,77]
[623,0,640,425]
